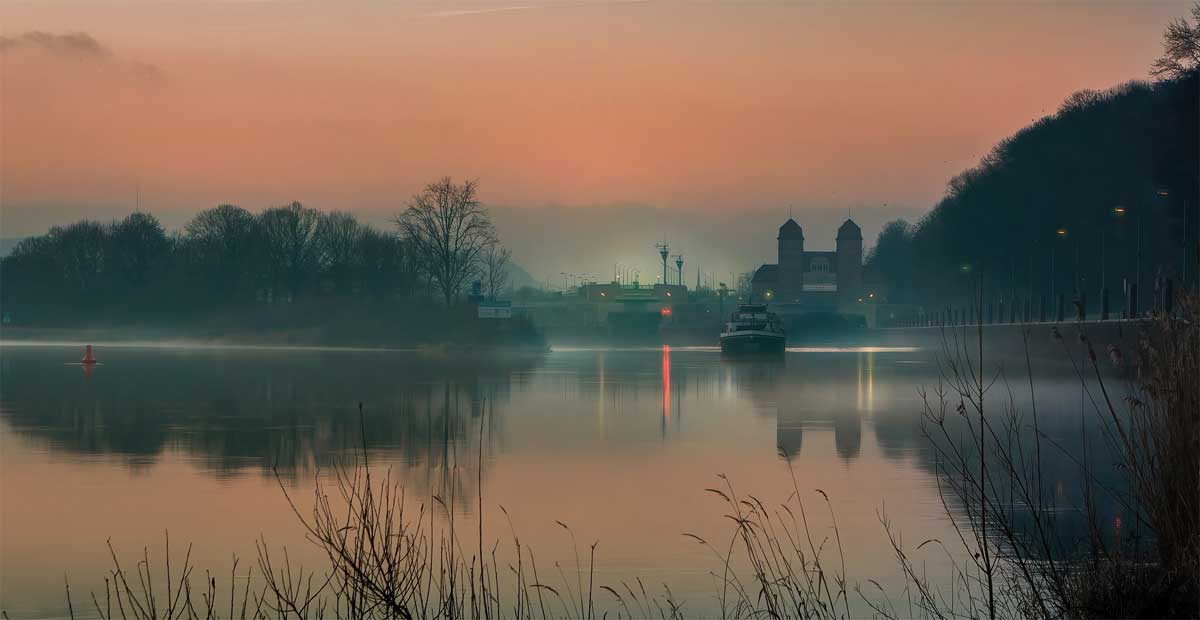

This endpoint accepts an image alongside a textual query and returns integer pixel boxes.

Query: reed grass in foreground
[35,296,1200,620]
[55,445,863,620]
[867,294,1199,620]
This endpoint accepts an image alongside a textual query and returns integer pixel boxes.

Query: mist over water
[0,342,1122,619]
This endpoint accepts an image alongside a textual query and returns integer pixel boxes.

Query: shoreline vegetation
[1,178,545,353]
[29,297,1197,620]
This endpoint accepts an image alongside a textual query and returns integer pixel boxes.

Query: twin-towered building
[750,218,864,306]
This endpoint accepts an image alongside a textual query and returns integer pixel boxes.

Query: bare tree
[108,212,169,287]
[394,178,496,307]
[51,221,107,292]
[260,201,321,302]
[354,228,415,301]
[1152,3,1200,79]
[316,211,365,294]
[184,204,260,299]
[482,243,511,300]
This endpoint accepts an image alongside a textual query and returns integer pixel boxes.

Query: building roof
[836,218,862,241]
[752,264,778,283]
[778,218,804,240]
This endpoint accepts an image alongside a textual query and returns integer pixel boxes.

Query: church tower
[777,219,805,301]
[836,219,863,300]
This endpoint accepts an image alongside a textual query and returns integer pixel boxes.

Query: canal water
[0,341,1120,618]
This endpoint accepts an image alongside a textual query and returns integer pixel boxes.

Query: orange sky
[0,0,1188,274]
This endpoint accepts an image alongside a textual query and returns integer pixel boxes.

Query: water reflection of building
[777,418,804,459]
[833,410,862,460]
[732,352,872,462]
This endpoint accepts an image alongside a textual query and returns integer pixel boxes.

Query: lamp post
[1052,228,1067,302]
[1072,233,1080,295]
[657,243,670,286]
[958,262,973,323]
[1154,189,1188,290]
[1113,205,1141,315]
[1101,227,1106,294]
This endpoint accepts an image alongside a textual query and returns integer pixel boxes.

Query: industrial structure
[513,219,894,341]
[750,218,865,307]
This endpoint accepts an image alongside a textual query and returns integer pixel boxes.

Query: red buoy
[81,344,97,365]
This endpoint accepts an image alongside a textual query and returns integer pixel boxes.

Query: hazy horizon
[1,0,1188,280]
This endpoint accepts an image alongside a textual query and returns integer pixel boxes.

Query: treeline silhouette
[867,71,1198,306]
[0,190,539,345]
[2,203,409,323]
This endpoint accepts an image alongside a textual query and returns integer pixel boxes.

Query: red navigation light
[661,307,672,316]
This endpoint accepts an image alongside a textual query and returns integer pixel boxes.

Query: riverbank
[872,318,1148,362]
[0,314,548,355]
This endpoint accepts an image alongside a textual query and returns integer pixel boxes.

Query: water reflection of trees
[0,348,540,495]
[1,345,1131,540]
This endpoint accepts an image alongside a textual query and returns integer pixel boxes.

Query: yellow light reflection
[598,350,606,432]
[856,351,875,415]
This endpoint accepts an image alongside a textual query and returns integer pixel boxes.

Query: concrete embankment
[870,319,1147,366]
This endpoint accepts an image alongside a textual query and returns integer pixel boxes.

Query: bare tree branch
[395,178,496,308]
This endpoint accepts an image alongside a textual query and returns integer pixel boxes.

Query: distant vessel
[720,304,786,354]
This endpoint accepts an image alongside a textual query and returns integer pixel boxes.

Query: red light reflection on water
[661,344,671,422]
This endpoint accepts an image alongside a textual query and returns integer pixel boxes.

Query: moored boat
[720,303,786,354]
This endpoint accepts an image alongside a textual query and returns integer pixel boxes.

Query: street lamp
[1051,228,1068,303]
[1113,205,1141,314]
[1154,189,1189,288]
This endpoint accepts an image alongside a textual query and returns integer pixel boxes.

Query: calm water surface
[0,342,1111,618]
